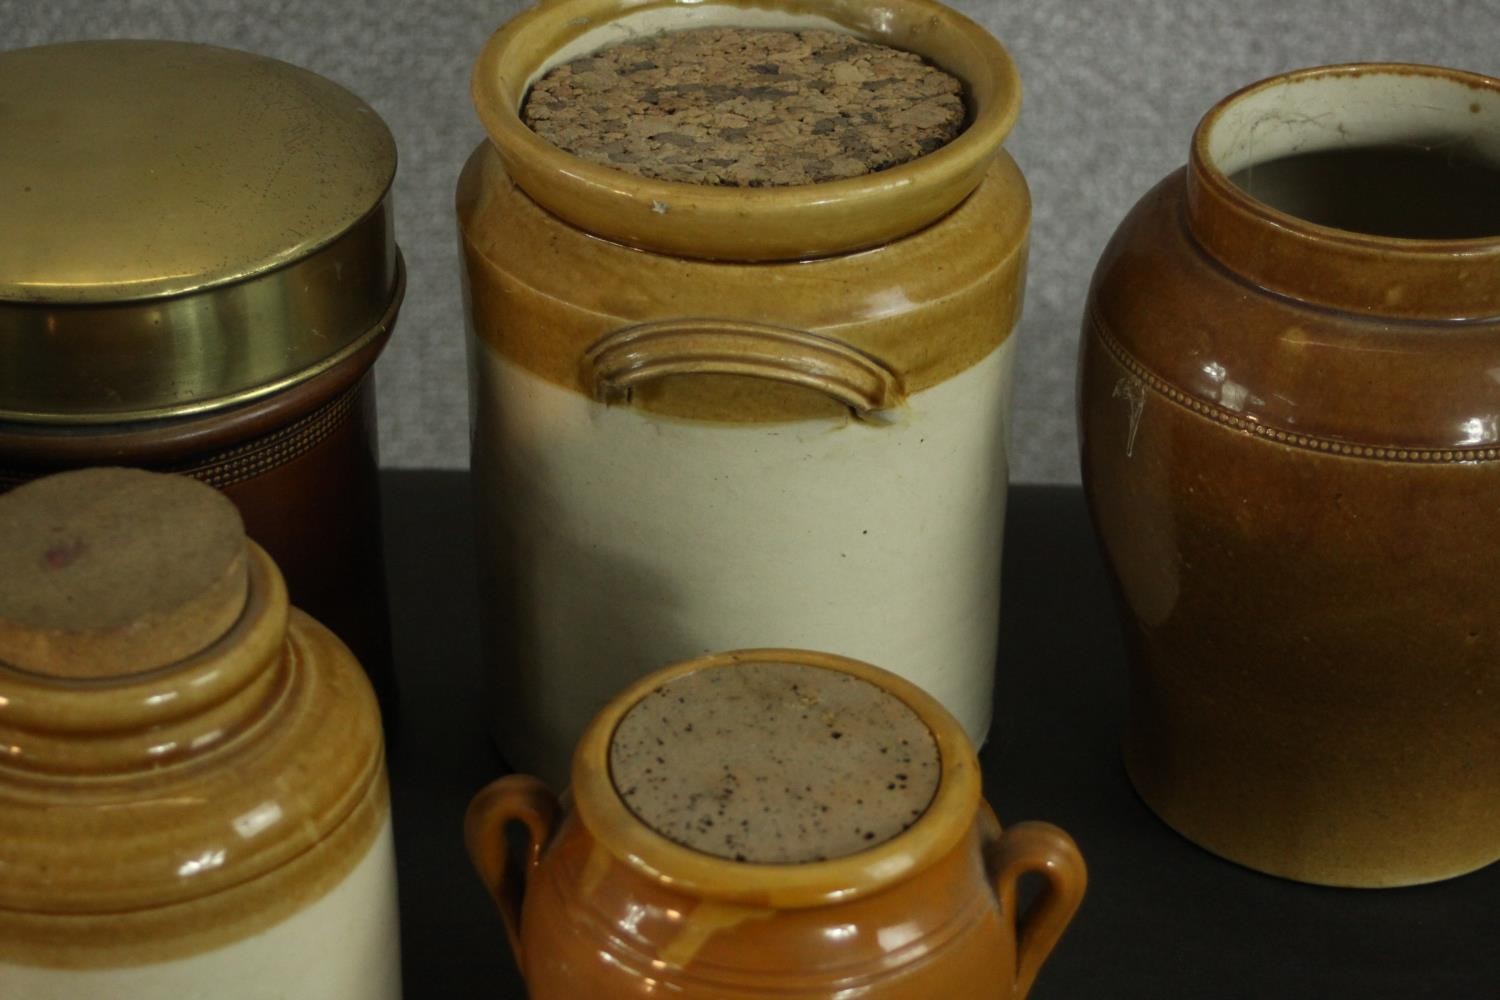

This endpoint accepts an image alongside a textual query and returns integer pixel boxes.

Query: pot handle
[464,774,562,976]
[581,319,905,414]
[981,805,1088,1000]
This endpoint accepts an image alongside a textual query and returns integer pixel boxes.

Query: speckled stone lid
[609,660,940,863]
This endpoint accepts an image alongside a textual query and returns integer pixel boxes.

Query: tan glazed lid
[0,468,387,967]
[0,40,403,423]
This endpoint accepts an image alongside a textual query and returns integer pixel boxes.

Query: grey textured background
[5,1,1497,482]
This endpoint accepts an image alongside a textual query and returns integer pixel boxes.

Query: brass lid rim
[0,250,405,426]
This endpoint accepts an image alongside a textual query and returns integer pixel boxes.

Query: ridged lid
[0,471,385,965]
[0,40,401,423]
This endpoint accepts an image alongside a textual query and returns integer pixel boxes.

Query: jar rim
[470,0,1021,261]
[1192,62,1500,250]
[570,648,983,909]
[1186,63,1500,318]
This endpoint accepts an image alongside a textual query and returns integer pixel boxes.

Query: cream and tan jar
[0,469,401,998]
[460,0,1029,783]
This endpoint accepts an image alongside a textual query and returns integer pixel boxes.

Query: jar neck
[1185,64,1500,320]
[0,543,290,776]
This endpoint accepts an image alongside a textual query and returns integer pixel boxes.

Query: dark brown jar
[1079,63,1500,887]
[0,40,402,711]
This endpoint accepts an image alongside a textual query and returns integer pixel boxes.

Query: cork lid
[609,660,940,863]
[0,468,248,677]
[472,0,1021,260]
[0,40,402,423]
[524,27,965,187]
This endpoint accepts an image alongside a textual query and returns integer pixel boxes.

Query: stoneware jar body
[0,539,402,998]
[0,41,403,711]
[466,650,1086,999]
[1079,64,1500,886]
[460,0,1029,783]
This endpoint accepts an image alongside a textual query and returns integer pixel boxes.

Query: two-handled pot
[466,649,1086,998]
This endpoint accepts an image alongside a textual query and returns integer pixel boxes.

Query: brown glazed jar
[0,40,403,711]
[1079,64,1500,886]
[466,649,1086,999]
[0,469,399,998]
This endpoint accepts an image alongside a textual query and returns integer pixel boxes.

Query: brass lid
[0,40,401,423]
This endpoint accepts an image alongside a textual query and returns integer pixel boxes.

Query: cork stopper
[609,661,940,863]
[0,469,248,678]
[524,27,966,187]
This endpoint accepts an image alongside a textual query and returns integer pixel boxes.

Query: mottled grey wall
[4,1,1497,481]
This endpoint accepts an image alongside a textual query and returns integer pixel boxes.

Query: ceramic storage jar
[460,0,1028,782]
[1079,64,1500,886]
[0,40,402,711]
[466,648,1085,999]
[0,468,400,998]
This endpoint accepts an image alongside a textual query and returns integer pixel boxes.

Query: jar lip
[1190,62,1500,252]
[1184,62,1500,319]
[570,648,983,910]
[470,0,1021,261]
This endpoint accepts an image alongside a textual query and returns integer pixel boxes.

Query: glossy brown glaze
[0,469,389,968]
[1079,64,1500,887]
[0,328,397,713]
[466,649,1086,998]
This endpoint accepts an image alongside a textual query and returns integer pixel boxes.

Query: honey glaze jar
[466,649,1085,999]
[460,0,1030,784]
[0,40,403,713]
[0,469,400,998]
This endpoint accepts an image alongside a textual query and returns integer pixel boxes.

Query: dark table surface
[381,470,1498,1000]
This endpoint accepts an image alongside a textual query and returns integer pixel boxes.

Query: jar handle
[581,319,905,414]
[981,806,1088,1000]
[464,774,562,976]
